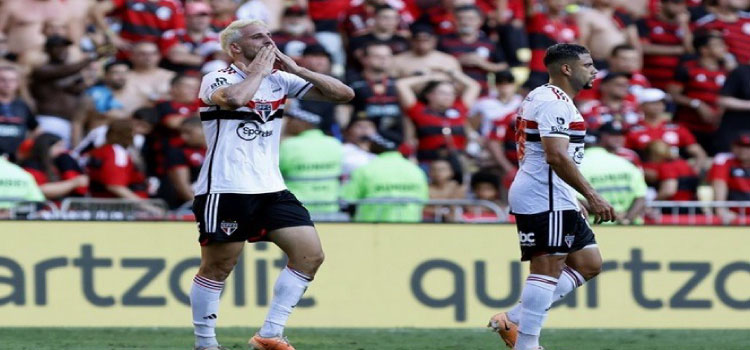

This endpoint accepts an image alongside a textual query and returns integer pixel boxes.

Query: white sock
[515,274,557,350]
[259,266,312,338]
[191,275,224,348]
[507,266,585,324]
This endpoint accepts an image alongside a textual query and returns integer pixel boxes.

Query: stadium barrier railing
[3,198,750,225]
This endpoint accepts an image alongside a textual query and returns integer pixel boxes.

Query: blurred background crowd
[1,0,749,224]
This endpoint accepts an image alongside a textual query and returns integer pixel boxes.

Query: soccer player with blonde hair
[189,19,353,350]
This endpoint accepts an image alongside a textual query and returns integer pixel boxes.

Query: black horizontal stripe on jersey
[525,132,585,143]
[199,109,284,123]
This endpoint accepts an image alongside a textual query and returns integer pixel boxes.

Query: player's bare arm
[541,136,615,224]
[211,45,276,110]
[274,47,354,103]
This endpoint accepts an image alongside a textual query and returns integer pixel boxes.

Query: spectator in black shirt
[272,6,319,62]
[348,4,410,68]
[289,44,343,137]
[348,42,403,144]
[718,64,750,153]
[0,65,36,159]
[438,5,508,95]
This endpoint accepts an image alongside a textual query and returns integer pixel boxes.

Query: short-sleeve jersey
[509,84,586,214]
[195,64,314,195]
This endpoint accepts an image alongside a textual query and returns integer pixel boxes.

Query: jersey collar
[230,63,247,79]
[544,83,573,102]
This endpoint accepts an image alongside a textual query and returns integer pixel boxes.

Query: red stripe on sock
[194,277,223,291]
[195,275,224,288]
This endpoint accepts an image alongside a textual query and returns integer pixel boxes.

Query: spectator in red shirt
[626,88,708,170]
[577,45,650,102]
[694,0,750,65]
[164,117,206,208]
[638,0,694,90]
[272,6,319,61]
[438,5,509,95]
[21,133,88,200]
[87,119,148,199]
[645,139,699,202]
[415,0,463,36]
[103,0,186,55]
[580,72,642,130]
[708,134,750,221]
[396,68,480,163]
[159,1,222,74]
[208,0,237,32]
[522,0,580,91]
[148,74,200,178]
[667,31,730,155]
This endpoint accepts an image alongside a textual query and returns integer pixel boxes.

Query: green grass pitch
[0,328,745,349]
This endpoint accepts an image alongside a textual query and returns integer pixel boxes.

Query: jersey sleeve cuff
[294,82,314,99]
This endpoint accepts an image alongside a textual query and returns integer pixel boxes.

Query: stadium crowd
[0,0,749,224]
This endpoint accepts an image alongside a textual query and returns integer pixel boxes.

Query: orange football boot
[488,312,518,348]
[248,333,296,350]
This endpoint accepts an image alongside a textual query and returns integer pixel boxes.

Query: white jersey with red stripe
[509,84,586,214]
[194,64,314,195]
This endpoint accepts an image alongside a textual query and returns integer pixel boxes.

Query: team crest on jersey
[255,103,273,121]
[564,234,574,248]
[220,221,238,235]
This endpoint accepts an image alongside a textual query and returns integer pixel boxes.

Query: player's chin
[583,81,594,90]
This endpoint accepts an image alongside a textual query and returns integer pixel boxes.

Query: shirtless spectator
[98,0,185,54]
[438,5,508,95]
[580,72,642,130]
[348,4,410,67]
[694,0,750,65]
[159,1,222,73]
[348,43,403,144]
[577,44,651,102]
[120,42,175,116]
[577,0,641,68]
[0,65,37,158]
[0,0,69,68]
[272,6,319,61]
[235,0,271,25]
[638,0,694,90]
[427,157,466,220]
[392,24,462,78]
[31,35,100,147]
[209,0,238,32]
[85,61,129,129]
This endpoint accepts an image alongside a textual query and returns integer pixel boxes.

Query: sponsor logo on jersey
[236,121,273,141]
[519,231,536,247]
[220,221,238,235]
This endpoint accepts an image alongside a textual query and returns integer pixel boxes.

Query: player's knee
[291,250,324,276]
[199,258,238,282]
[582,263,602,280]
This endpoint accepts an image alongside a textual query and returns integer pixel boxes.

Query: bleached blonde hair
[219,19,268,56]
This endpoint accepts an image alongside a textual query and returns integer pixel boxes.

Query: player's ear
[229,42,241,57]
[561,63,573,77]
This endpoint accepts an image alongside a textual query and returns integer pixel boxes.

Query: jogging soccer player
[189,19,354,350]
[488,44,616,350]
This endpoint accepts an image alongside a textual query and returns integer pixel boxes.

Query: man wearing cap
[31,35,102,147]
[392,23,462,78]
[160,1,222,73]
[579,72,641,130]
[580,122,647,224]
[597,121,642,167]
[342,133,429,222]
[626,88,708,170]
[279,107,343,214]
[707,134,750,223]
[271,6,319,61]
